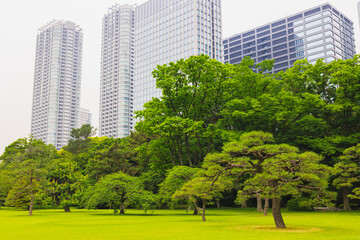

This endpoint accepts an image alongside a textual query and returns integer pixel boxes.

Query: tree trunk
[272,198,286,228]
[257,196,263,212]
[64,205,71,212]
[343,188,352,211]
[29,196,34,216]
[263,198,269,216]
[120,202,125,214]
[29,170,34,216]
[193,207,198,215]
[175,138,183,166]
[184,137,193,167]
[201,199,206,222]
[216,200,221,208]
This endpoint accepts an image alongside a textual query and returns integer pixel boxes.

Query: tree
[220,56,360,166]
[47,151,88,212]
[230,132,333,228]
[173,177,228,221]
[0,137,56,215]
[86,137,138,183]
[63,124,96,154]
[202,132,334,228]
[84,172,157,214]
[333,144,360,210]
[136,55,234,167]
[159,166,200,212]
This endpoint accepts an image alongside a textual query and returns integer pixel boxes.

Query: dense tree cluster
[1,55,359,228]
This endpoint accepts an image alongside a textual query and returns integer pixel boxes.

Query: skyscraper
[99,4,135,138]
[134,0,223,112]
[223,3,356,73]
[31,20,83,150]
[77,108,92,128]
[100,0,223,138]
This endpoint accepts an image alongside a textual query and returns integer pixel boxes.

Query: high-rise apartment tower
[99,4,135,138]
[134,0,223,111]
[100,0,223,138]
[224,3,356,72]
[31,20,83,150]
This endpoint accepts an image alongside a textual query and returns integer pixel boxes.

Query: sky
[0,0,359,154]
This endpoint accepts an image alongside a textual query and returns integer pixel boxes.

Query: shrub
[287,197,313,211]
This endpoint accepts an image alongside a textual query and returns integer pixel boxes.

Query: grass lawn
[0,207,359,240]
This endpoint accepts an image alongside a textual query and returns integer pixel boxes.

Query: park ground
[0,208,359,240]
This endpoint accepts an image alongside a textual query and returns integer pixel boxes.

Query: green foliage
[287,197,313,212]
[0,137,56,212]
[63,124,96,154]
[333,144,360,201]
[136,55,234,167]
[83,172,156,214]
[159,166,200,207]
[47,151,88,211]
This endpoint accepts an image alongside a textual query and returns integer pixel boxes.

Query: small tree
[159,166,200,212]
[47,151,88,212]
[333,143,360,210]
[0,137,56,216]
[84,172,156,214]
[173,176,228,221]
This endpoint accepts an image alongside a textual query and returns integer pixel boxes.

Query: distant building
[31,20,83,150]
[134,0,223,112]
[99,4,135,138]
[223,3,356,73]
[100,0,223,138]
[77,108,92,128]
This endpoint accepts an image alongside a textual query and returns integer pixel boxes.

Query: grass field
[0,207,359,240]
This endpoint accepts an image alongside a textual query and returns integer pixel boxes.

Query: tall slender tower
[134,0,223,112]
[99,4,135,138]
[31,20,83,150]
[100,0,223,138]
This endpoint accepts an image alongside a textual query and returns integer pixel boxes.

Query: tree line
[0,55,359,228]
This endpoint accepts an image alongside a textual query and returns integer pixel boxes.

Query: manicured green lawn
[0,207,359,240]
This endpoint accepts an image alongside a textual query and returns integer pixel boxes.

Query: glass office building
[99,4,135,138]
[31,20,83,150]
[134,0,223,112]
[223,3,356,72]
[100,0,223,138]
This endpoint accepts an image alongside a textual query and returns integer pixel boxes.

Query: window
[307,46,323,54]
[272,30,286,39]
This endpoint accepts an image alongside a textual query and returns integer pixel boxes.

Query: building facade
[100,0,223,138]
[99,4,135,138]
[31,20,83,150]
[224,3,356,72]
[134,0,223,112]
[77,108,92,128]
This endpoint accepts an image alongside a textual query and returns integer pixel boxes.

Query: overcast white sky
[0,0,359,154]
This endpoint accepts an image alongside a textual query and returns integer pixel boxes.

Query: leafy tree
[159,166,200,211]
[202,131,334,228]
[0,137,56,215]
[63,124,96,154]
[333,144,360,210]
[136,55,234,167]
[86,137,138,183]
[84,172,157,214]
[47,151,88,212]
[173,176,228,221]
[230,132,333,228]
